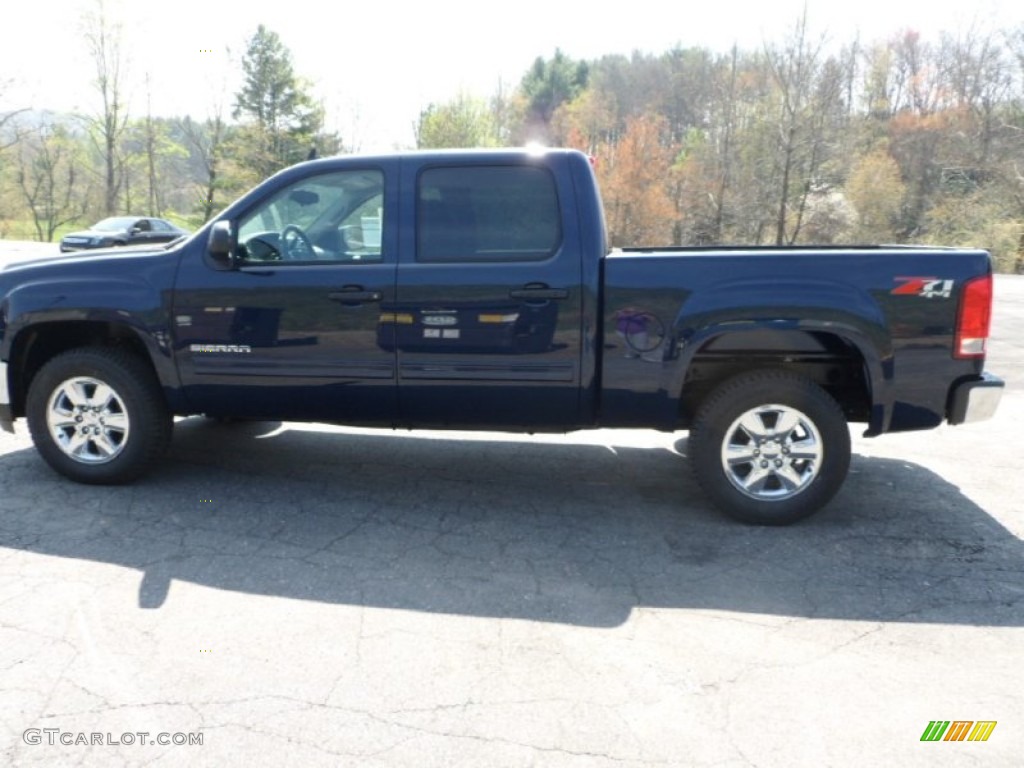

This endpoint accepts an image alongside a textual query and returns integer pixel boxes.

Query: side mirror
[207,221,236,268]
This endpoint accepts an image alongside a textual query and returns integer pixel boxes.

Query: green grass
[0,219,78,242]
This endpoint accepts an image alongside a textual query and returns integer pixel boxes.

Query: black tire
[26,347,172,484]
[689,370,851,525]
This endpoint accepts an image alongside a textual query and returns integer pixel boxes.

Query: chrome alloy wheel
[45,376,131,464]
[719,404,823,501]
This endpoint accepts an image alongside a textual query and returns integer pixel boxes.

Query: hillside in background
[2,17,1022,272]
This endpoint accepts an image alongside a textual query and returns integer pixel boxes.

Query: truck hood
[1,243,171,273]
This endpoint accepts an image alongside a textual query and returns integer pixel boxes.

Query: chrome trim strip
[0,360,12,433]
[0,361,9,406]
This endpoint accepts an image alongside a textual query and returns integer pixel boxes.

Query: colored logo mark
[920,720,997,742]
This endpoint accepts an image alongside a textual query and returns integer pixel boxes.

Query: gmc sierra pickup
[0,148,1004,524]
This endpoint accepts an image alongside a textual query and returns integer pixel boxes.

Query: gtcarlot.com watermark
[23,729,203,747]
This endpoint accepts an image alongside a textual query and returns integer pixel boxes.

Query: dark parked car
[59,216,189,252]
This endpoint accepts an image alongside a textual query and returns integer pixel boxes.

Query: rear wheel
[26,347,172,484]
[689,370,850,525]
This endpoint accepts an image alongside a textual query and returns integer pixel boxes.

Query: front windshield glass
[93,217,136,231]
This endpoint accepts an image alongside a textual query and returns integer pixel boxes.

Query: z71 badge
[891,277,954,299]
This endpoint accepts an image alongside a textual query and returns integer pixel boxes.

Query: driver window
[236,169,385,264]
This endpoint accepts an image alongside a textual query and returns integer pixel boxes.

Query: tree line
[418,19,1024,273]
[1,9,1022,273]
[0,13,337,242]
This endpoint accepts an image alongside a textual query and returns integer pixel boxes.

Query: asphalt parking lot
[1,244,1021,766]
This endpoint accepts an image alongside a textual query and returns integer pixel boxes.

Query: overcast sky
[2,0,1019,148]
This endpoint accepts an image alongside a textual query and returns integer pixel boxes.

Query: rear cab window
[416,166,561,263]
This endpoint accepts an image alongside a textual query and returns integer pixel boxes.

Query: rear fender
[665,280,894,434]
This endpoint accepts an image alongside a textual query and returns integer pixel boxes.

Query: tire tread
[689,369,850,525]
[26,346,171,484]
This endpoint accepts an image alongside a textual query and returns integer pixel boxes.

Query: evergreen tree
[233,25,324,178]
[518,49,589,141]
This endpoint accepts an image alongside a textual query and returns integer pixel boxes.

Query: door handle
[328,287,383,303]
[509,284,569,300]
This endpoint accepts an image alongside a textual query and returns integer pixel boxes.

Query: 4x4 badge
[892,277,954,299]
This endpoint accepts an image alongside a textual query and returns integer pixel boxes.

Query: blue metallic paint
[0,149,999,437]
[599,246,992,433]
[0,248,187,415]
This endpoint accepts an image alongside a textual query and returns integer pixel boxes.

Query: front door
[173,165,399,424]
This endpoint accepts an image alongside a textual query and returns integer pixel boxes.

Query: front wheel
[689,371,851,525]
[26,347,172,484]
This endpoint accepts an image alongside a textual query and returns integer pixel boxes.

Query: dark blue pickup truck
[0,148,1004,524]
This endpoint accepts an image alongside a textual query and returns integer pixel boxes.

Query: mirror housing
[207,221,236,268]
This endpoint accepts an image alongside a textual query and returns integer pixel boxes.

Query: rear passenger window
[417,166,561,262]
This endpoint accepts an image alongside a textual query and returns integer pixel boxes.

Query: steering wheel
[280,224,315,260]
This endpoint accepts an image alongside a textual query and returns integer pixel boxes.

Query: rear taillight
[954,274,993,359]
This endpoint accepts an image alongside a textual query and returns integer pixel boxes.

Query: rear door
[394,154,583,429]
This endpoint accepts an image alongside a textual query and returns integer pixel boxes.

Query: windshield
[93,217,137,231]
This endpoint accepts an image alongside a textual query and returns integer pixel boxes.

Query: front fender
[2,276,182,410]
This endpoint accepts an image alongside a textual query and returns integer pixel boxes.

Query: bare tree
[143,74,160,215]
[0,79,30,176]
[762,12,847,244]
[0,111,27,154]
[82,0,129,215]
[16,123,88,241]
[0,79,30,232]
[180,113,226,222]
[941,28,1013,168]
[708,46,740,243]
[179,46,234,222]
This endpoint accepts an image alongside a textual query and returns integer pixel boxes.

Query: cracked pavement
[1,266,1022,766]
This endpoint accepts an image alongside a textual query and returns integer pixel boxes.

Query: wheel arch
[6,321,176,420]
[673,324,885,431]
